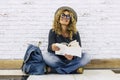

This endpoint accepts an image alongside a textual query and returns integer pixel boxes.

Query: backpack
[22,44,45,75]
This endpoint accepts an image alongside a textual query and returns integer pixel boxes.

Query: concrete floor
[0,70,119,80]
[28,70,120,80]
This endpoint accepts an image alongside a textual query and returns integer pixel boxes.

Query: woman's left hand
[64,54,73,60]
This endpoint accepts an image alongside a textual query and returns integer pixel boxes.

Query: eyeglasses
[60,13,71,20]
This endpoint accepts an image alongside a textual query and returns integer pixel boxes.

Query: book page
[65,46,82,57]
[55,43,67,55]
[55,41,82,57]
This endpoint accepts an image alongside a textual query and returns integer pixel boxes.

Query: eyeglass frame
[60,13,71,20]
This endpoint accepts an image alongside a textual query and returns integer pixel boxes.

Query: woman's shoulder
[49,29,55,33]
[72,31,80,38]
[74,31,80,36]
[49,29,56,35]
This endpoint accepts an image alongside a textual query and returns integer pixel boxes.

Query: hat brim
[55,6,77,22]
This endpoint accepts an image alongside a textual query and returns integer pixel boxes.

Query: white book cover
[55,40,82,57]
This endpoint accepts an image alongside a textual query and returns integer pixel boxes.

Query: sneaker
[45,66,57,74]
[76,67,84,74]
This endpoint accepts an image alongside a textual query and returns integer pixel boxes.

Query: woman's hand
[64,54,73,60]
[52,43,60,51]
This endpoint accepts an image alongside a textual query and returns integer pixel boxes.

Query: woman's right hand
[52,43,60,51]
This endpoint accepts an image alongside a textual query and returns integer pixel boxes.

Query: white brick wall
[0,0,120,59]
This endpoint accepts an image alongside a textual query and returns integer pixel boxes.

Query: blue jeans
[42,52,91,74]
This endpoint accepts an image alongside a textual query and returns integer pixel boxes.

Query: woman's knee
[82,53,91,61]
[78,53,91,66]
[42,52,63,67]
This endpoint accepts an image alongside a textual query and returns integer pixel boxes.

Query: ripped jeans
[42,52,91,74]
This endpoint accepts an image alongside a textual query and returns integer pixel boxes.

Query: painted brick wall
[0,0,120,59]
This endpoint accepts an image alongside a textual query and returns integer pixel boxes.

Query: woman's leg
[42,52,91,74]
[42,52,65,68]
[77,52,91,67]
[57,53,91,73]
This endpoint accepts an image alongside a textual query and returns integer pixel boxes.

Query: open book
[55,40,82,57]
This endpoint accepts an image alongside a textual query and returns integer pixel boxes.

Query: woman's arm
[76,31,82,47]
[47,29,59,52]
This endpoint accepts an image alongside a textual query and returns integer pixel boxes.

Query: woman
[43,6,90,74]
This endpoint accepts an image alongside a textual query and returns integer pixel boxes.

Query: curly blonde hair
[52,8,77,40]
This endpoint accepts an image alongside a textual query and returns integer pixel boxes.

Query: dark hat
[55,6,77,22]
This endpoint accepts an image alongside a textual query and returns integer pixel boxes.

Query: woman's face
[59,11,71,26]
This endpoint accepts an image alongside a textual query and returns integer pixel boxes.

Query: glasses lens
[61,13,70,19]
[66,15,70,19]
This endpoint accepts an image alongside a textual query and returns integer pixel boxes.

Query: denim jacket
[22,44,45,75]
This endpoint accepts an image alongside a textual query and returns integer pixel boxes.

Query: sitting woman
[42,6,91,74]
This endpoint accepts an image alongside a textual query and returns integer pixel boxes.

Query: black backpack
[22,44,45,75]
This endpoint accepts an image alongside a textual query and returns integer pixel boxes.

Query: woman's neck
[61,25,67,32]
[61,25,69,37]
